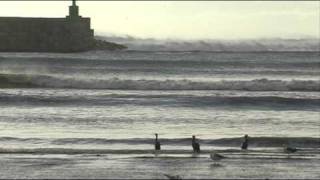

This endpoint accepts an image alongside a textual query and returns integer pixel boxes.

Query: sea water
[0,51,319,179]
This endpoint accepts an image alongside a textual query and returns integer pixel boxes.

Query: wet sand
[0,148,319,179]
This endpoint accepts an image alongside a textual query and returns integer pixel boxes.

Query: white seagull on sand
[210,152,226,161]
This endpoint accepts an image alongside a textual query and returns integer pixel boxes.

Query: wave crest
[0,137,319,148]
[1,74,319,91]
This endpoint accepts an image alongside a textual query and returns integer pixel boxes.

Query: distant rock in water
[93,39,127,51]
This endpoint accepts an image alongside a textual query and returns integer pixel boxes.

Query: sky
[0,1,319,40]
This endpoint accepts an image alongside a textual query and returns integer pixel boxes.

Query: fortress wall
[0,17,94,52]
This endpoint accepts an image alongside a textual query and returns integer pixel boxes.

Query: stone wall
[0,17,94,52]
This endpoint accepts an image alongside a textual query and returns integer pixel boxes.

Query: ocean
[0,51,319,179]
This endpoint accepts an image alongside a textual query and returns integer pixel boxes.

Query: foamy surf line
[1,137,319,148]
[0,148,319,159]
[1,94,319,108]
[1,73,320,91]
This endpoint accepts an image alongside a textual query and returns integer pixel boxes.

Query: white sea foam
[1,74,319,91]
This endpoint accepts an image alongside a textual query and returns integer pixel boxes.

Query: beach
[0,51,319,179]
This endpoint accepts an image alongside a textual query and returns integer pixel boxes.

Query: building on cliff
[0,0,95,52]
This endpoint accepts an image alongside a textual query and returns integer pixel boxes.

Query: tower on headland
[67,0,80,21]
[0,0,95,52]
[0,0,126,52]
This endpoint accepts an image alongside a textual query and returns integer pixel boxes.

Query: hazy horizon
[0,1,318,40]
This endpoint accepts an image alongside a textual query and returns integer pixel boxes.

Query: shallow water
[1,151,319,179]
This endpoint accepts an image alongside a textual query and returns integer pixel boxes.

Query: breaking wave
[0,137,319,149]
[98,36,320,52]
[0,93,319,109]
[1,73,320,91]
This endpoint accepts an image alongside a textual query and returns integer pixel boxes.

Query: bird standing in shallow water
[155,133,161,150]
[241,134,249,150]
[192,135,200,153]
[164,174,182,180]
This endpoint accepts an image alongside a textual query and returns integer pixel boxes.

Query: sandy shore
[0,148,319,179]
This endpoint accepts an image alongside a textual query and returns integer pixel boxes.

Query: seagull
[155,133,161,150]
[210,152,226,161]
[283,145,298,153]
[192,135,200,153]
[164,174,182,180]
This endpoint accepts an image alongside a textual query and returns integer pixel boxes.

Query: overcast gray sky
[0,1,319,40]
